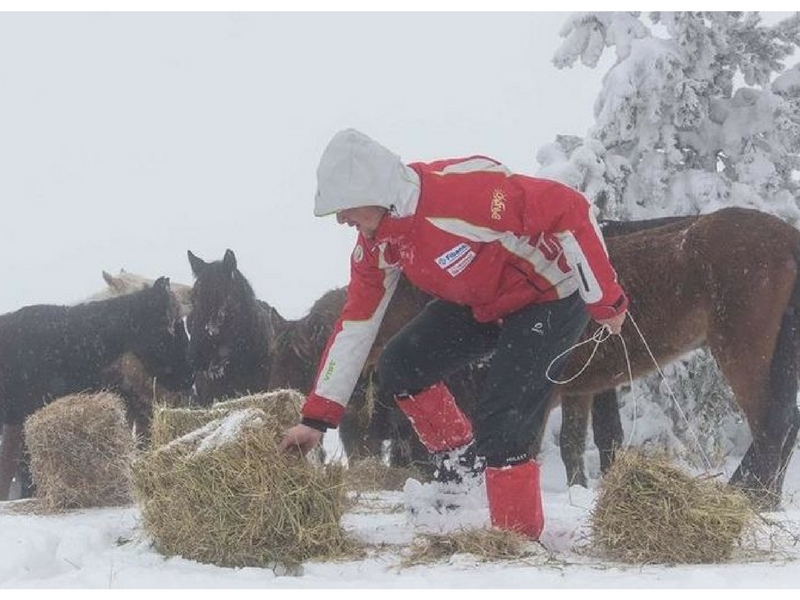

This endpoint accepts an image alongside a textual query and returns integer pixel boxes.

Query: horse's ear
[188,250,207,277]
[153,276,171,292]
[223,249,237,271]
[103,270,126,293]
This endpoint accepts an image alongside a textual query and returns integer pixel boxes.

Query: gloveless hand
[597,311,627,335]
[279,423,324,456]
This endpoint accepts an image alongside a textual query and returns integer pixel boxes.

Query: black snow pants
[377,292,590,467]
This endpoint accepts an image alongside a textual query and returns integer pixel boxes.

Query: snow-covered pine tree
[539,12,800,474]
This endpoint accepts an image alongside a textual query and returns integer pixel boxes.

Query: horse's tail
[770,247,800,399]
[786,247,800,385]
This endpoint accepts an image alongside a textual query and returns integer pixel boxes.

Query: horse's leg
[360,372,387,457]
[0,423,24,501]
[730,395,799,509]
[339,376,370,461]
[774,409,800,501]
[723,368,785,509]
[18,458,34,499]
[559,393,590,487]
[591,388,624,475]
[714,258,799,508]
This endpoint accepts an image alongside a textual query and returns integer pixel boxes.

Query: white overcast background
[0,10,608,319]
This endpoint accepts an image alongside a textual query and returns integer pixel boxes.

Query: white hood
[314,129,419,217]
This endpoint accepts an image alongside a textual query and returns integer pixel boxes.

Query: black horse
[0,277,192,499]
[185,248,441,464]
[187,249,289,405]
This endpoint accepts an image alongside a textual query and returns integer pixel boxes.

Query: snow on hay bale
[132,401,354,569]
[23,391,136,511]
[149,389,304,448]
[590,451,756,564]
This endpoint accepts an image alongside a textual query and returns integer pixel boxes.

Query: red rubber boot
[394,382,473,452]
[485,460,544,539]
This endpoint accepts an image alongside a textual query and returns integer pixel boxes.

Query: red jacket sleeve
[301,235,401,428]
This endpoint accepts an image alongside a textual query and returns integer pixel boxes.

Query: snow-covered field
[3,409,800,589]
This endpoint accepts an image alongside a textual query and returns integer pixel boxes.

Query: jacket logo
[436,243,476,277]
[490,189,506,220]
[436,243,471,268]
[322,360,336,382]
[352,244,364,263]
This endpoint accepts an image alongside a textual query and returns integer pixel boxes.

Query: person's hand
[597,311,627,335]
[279,423,324,456]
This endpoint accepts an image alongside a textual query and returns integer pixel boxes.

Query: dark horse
[186,248,434,460]
[187,249,289,405]
[0,277,192,499]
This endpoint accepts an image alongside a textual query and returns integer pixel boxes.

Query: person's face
[336,206,387,239]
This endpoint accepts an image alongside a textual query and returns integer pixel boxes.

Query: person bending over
[281,129,627,539]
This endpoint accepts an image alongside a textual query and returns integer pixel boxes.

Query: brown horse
[553,207,800,508]
[337,207,800,508]
[188,208,800,508]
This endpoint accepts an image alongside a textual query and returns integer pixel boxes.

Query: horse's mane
[600,215,696,238]
[78,269,192,318]
[278,287,345,364]
[67,279,173,324]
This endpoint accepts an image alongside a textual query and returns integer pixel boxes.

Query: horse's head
[126,276,193,393]
[187,249,261,404]
[101,269,194,319]
[103,269,151,294]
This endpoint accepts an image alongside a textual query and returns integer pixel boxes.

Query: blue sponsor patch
[436,243,471,268]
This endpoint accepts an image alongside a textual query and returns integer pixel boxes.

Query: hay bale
[133,405,355,569]
[150,389,303,448]
[590,451,755,564]
[24,391,135,511]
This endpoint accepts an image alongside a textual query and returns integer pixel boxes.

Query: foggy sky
[0,11,606,319]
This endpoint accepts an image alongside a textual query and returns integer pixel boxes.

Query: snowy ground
[3,411,800,589]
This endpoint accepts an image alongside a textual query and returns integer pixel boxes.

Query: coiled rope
[545,311,715,472]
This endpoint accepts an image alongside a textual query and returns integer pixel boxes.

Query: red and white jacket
[302,156,628,428]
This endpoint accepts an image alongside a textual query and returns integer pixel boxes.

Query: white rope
[545,325,612,385]
[545,311,715,472]
[626,312,715,472]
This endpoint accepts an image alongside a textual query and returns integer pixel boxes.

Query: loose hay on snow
[149,389,304,449]
[133,404,356,570]
[345,457,428,493]
[401,529,538,567]
[590,451,755,564]
[24,391,135,511]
